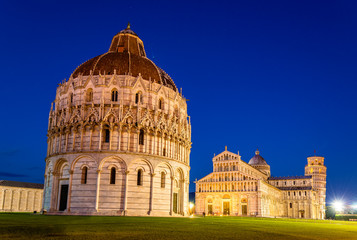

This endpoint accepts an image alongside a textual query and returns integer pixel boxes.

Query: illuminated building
[195,147,326,219]
[43,24,191,216]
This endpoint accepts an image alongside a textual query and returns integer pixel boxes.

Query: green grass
[0,213,357,240]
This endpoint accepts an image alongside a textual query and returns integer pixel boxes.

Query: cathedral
[195,147,326,219]
[42,24,192,216]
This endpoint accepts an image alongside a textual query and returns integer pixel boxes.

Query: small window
[105,129,110,143]
[163,148,166,156]
[299,191,301,196]
[137,169,143,186]
[110,167,116,184]
[285,181,287,185]
[276,182,279,186]
[294,192,296,196]
[290,203,292,208]
[139,129,144,145]
[161,172,165,188]
[135,92,141,104]
[81,166,88,184]
[87,89,93,102]
[293,181,296,185]
[158,99,163,109]
[70,93,73,104]
[305,191,307,196]
[288,192,290,196]
[111,90,118,102]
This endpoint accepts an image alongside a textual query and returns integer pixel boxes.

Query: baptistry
[43,24,191,216]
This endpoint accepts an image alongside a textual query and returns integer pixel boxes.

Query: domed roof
[248,150,268,165]
[71,24,177,91]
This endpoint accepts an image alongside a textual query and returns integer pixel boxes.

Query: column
[67,170,74,212]
[89,128,93,150]
[127,131,130,151]
[95,170,101,211]
[117,128,121,151]
[98,125,102,150]
[32,192,36,211]
[17,191,21,211]
[149,173,156,215]
[53,135,57,153]
[72,131,76,150]
[144,131,148,153]
[160,135,163,156]
[25,191,29,211]
[80,127,84,150]
[123,171,130,215]
[170,176,174,215]
[109,127,113,150]
[0,189,5,210]
[65,132,69,151]
[152,133,156,155]
[9,190,13,211]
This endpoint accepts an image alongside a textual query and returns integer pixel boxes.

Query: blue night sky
[0,0,356,204]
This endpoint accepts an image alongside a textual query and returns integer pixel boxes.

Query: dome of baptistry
[43,24,191,217]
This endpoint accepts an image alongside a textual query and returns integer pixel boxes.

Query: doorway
[59,184,68,211]
[241,205,247,215]
[223,202,230,215]
[173,193,178,213]
[208,204,213,215]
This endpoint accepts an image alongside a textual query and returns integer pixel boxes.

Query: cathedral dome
[248,150,268,165]
[71,23,177,91]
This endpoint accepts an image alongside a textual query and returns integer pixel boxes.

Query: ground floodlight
[332,200,344,212]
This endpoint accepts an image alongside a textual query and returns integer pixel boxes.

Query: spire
[255,149,260,155]
[225,146,227,151]
[126,22,131,30]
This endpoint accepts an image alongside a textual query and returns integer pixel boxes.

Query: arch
[128,158,153,174]
[223,194,230,199]
[53,158,69,175]
[70,155,97,172]
[98,156,127,172]
[134,166,146,172]
[107,164,120,170]
[154,161,174,177]
[174,167,185,181]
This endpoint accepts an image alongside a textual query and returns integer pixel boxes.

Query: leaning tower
[42,24,191,216]
[305,156,326,219]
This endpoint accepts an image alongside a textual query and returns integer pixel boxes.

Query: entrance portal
[241,205,247,215]
[59,184,68,211]
[173,193,178,213]
[223,202,230,215]
[208,204,213,215]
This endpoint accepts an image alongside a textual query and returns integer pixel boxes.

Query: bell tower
[305,155,327,219]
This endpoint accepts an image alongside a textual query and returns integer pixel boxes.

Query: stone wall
[0,186,43,212]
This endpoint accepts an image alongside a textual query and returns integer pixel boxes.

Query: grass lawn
[0,213,357,240]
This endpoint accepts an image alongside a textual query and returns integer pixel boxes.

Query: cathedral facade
[195,147,326,219]
[42,25,191,216]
